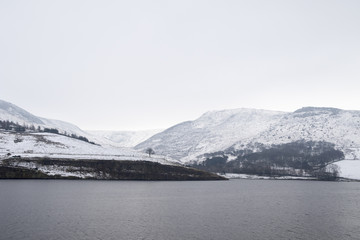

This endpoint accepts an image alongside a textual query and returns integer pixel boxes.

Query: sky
[1,0,360,131]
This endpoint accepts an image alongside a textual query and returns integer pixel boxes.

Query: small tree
[315,164,340,181]
[146,148,155,157]
[327,164,341,179]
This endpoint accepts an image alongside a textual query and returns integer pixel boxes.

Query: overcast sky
[1,0,360,130]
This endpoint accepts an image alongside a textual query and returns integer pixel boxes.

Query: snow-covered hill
[135,108,285,161]
[0,131,178,165]
[0,99,45,125]
[136,107,360,163]
[230,107,360,160]
[0,99,177,164]
[2,98,360,179]
[88,129,162,147]
[0,99,98,142]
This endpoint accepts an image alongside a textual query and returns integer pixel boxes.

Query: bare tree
[145,148,155,157]
[327,164,341,179]
[315,164,341,180]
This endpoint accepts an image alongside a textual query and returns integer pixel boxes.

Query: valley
[1,99,360,181]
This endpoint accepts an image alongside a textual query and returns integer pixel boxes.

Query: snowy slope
[88,129,162,147]
[334,160,360,180]
[0,99,115,146]
[0,99,44,125]
[0,131,178,165]
[135,108,285,162]
[0,99,178,164]
[136,107,360,164]
[230,107,360,160]
[0,99,164,148]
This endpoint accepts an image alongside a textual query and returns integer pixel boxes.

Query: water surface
[1,180,359,240]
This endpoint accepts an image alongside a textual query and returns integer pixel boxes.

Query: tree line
[192,140,344,180]
[0,120,95,145]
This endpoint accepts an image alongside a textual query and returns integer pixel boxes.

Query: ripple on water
[0,180,360,240]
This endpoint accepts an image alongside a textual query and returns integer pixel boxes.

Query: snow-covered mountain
[135,108,285,162]
[0,99,95,141]
[0,99,178,165]
[88,129,162,147]
[230,107,360,160]
[0,99,163,148]
[135,107,360,163]
[3,98,360,179]
[0,131,177,165]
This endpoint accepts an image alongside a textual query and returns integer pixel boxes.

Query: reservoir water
[0,180,359,240]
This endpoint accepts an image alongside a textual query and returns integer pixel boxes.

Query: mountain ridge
[0,99,180,165]
[0,99,92,140]
[2,99,360,179]
[0,99,45,125]
[136,106,360,163]
[1,99,220,180]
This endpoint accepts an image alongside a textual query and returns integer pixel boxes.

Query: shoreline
[218,173,360,182]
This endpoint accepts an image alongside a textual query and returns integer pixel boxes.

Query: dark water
[1,180,360,240]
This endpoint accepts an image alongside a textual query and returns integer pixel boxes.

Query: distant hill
[136,107,360,163]
[2,98,360,180]
[135,108,287,162]
[0,99,98,143]
[0,99,189,179]
[135,107,360,179]
[88,129,162,147]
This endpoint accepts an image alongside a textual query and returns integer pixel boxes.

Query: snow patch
[334,160,360,180]
[0,131,180,165]
[218,173,316,180]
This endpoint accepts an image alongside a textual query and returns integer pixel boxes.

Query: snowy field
[0,131,179,165]
[334,160,360,180]
[219,173,316,180]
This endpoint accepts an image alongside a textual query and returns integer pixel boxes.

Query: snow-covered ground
[7,160,97,179]
[218,173,317,180]
[136,107,360,163]
[233,108,360,160]
[2,99,360,180]
[136,108,285,162]
[0,99,90,137]
[334,160,360,180]
[0,131,179,165]
[219,159,360,181]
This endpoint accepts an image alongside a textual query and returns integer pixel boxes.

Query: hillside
[88,129,162,147]
[2,98,360,180]
[136,107,360,162]
[136,108,285,162]
[135,107,360,180]
[0,100,227,180]
[0,99,178,165]
[0,131,179,164]
[230,107,360,160]
[0,130,228,180]
[0,99,117,146]
[0,100,88,137]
